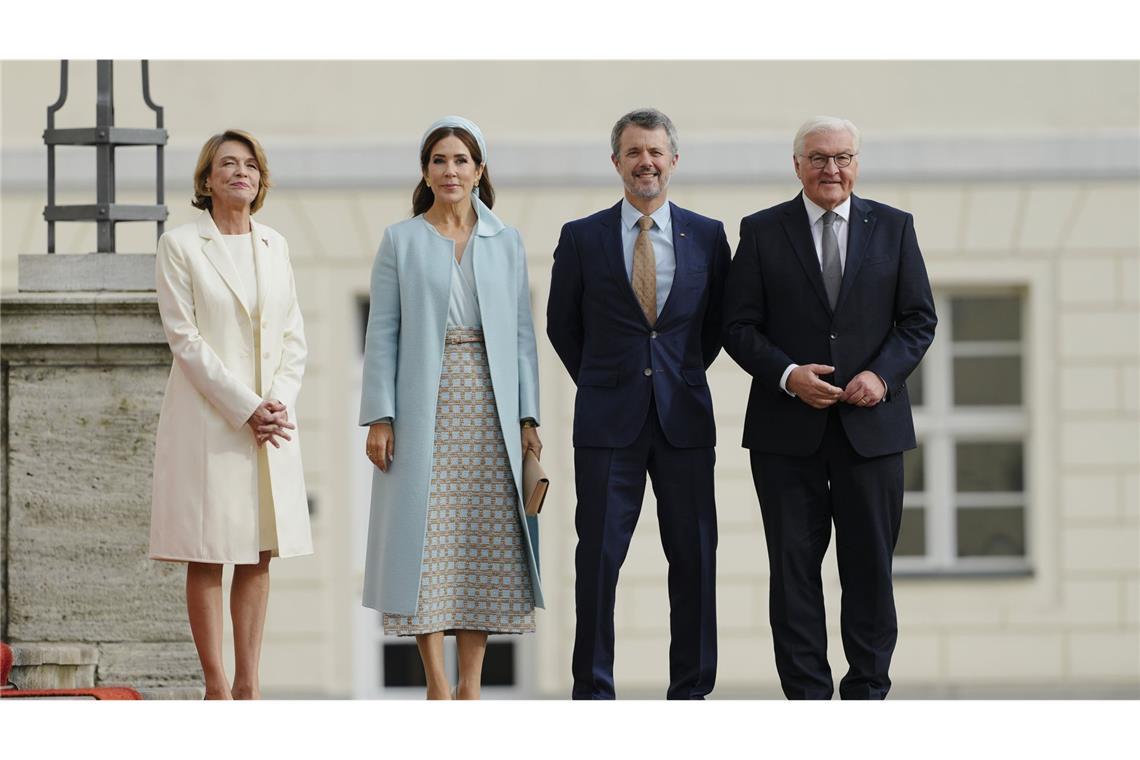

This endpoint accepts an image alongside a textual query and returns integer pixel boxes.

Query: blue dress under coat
[359,197,543,615]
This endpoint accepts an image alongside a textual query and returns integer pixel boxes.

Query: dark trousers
[571,398,718,699]
[749,409,903,700]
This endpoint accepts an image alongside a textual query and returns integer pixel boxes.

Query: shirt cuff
[779,364,798,397]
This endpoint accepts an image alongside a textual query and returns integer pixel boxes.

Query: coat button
[650,331,658,339]
[643,368,653,377]
[830,332,837,340]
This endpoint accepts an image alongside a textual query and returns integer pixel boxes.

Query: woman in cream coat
[360,116,543,700]
[150,129,311,700]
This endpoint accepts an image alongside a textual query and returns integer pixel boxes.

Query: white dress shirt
[620,198,676,318]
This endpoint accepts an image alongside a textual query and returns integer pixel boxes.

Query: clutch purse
[522,449,549,516]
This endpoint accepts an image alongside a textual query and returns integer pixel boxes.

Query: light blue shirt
[620,198,675,318]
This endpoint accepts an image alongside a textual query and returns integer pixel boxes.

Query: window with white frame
[895,290,1030,574]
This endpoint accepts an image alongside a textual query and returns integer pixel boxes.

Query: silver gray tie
[821,210,842,310]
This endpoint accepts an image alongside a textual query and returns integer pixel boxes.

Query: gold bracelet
[520,419,538,429]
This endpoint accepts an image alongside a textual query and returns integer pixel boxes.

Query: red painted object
[0,642,12,686]
[0,687,142,700]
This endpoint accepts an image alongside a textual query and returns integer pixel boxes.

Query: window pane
[906,364,924,406]
[952,295,1021,341]
[481,640,517,687]
[896,507,926,557]
[904,444,925,492]
[956,442,1024,492]
[382,642,426,688]
[953,355,1022,406]
[956,507,1025,557]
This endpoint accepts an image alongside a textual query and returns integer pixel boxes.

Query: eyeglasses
[801,153,857,169]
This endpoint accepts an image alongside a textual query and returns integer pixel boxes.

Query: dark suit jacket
[723,193,936,458]
[547,201,731,449]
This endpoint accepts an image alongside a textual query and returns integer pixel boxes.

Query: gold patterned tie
[632,215,657,325]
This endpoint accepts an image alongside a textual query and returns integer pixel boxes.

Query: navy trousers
[571,398,718,700]
[750,408,904,700]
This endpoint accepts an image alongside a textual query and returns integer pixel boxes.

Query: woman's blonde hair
[191,129,272,214]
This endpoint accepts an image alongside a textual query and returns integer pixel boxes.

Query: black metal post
[94,60,116,252]
[141,61,165,241]
[45,61,69,254]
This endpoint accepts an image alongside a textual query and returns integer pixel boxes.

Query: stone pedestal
[1,292,201,695]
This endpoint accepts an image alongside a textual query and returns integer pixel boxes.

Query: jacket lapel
[470,195,505,329]
[197,211,252,319]
[599,201,651,326]
[250,218,273,319]
[836,194,875,313]
[781,194,832,313]
[656,201,688,325]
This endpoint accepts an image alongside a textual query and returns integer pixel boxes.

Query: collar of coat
[471,194,507,238]
[194,209,272,319]
[195,208,272,249]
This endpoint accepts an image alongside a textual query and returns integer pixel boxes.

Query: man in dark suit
[547,108,730,699]
[723,117,936,699]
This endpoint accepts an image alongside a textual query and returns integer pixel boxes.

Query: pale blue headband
[420,115,488,166]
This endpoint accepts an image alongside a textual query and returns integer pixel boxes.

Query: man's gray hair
[793,116,861,155]
[610,108,679,157]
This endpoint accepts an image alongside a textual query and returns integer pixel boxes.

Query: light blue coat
[359,197,543,615]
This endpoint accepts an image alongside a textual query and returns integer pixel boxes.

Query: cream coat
[149,211,312,563]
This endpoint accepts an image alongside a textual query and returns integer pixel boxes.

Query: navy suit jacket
[547,201,731,449]
[723,193,937,458]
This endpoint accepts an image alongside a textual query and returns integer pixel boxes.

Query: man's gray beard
[626,176,668,200]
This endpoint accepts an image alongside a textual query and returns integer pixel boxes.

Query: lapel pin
[863,218,869,224]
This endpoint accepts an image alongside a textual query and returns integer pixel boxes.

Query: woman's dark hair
[412,126,494,216]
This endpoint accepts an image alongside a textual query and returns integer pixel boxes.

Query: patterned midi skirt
[382,328,536,636]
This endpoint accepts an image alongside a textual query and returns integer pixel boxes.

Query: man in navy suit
[547,108,730,699]
[723,117,936,699]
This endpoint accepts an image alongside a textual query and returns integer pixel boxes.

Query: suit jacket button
[650,331,658,339]
[643,367,653,377]
[830,332,838,340]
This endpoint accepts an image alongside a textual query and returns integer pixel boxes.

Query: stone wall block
[6,363,188,642]
[97,641,202,688]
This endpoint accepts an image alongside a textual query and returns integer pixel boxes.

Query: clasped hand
[246,399,295,447]
[787,365,886,410]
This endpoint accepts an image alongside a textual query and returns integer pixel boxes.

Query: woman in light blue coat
[360,116,543,700]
